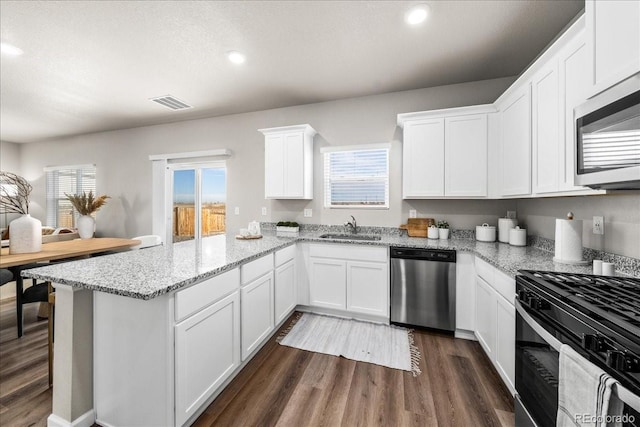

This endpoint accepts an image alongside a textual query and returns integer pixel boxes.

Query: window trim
[322,143,390,210]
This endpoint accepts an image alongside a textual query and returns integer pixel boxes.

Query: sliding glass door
[171,162,226,243]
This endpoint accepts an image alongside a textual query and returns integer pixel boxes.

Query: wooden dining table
[0,237,140,337]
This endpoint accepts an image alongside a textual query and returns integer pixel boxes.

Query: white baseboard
[47,409,95,427]
[454,329,477,341]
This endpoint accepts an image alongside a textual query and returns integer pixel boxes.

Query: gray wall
[18,77,514,238]
[516,192,640,259]
[1,140,22,228]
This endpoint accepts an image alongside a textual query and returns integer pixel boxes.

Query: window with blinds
[45,164,96,227]
[323,146,389,209]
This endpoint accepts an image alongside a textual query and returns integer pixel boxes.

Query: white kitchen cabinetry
[586,0,640,97]
[307,243,389,321]
[175,291,240,426]
[274,246,297,325]
[241,254,275,361]
[259,124,316,199]
[455,253,476,339]
[498,84,532,197]
[398,105,494,199]
[474,257,516,395]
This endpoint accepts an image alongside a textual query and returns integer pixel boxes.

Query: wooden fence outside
[173,204,226,238]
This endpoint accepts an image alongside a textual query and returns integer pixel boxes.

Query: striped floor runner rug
[277,313,421,376]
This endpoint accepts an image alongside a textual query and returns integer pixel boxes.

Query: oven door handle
[515,299,562,352]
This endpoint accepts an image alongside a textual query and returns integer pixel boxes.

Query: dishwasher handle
[390,247,456,262]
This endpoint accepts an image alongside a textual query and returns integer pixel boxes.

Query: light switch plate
[304,208,312,218]
[409,209,417,218]
[234,207,240,215]
[261,207,267,216]
[593,216,604,235]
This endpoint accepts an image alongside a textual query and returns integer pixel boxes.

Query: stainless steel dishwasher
[390,247,456,332]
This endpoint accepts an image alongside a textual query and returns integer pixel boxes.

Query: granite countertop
[22,230,630,300]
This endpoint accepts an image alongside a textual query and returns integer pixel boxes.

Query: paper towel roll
[554,219,585,264]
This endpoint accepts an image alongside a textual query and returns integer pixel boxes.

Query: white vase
[77,215,95,239]
[439,228,450,239]
[9,214,42,254]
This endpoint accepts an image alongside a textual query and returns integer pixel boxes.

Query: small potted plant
[437,220,450,239]
[276,221,300,237]
[65,191,110,239]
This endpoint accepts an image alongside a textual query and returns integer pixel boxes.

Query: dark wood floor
[195,314,515,427]
[0,298,52,427]
[0,301,514,427]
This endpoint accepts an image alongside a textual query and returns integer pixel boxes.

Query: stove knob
[527,296,541,310]
[606,350,626,371]
[582,334,603,351]
[517,290,528,302]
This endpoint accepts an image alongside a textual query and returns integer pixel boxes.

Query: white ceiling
[0,0,583,144]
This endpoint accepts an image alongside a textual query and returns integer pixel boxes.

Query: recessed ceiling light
[1,42,24,56]
[405,4,430,25]
[226,51,246,64]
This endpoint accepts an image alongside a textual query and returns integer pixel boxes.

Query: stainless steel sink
[319,233,381,241]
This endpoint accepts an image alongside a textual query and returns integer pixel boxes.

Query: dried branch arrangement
[0,171,32,214]
[65,191,110,216]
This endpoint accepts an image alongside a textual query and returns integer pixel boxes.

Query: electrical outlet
[234,207,240,215]
[304,208,312,218]
[593,216,604,235]
[409,209,417,219]
[261,207,267,216]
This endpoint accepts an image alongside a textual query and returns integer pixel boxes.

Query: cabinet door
[455,253,476,332]
[445,114,488,197]
[275,259,296,325]
[587,0,640,95]
[475,276,496,359]
[175,292,240,426]
[532,61,560,194]
[402,118,445,197]
[495,295,515,395]
[241,272,274,360]
[346,261,389,317]
[499,85,532,197]
[309,258,346,310]
[265,134,285,198]
[283,132,304,198]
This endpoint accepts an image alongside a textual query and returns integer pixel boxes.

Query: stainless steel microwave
[575,73,640,190]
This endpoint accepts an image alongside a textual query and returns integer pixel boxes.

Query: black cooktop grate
[521,270,640,335]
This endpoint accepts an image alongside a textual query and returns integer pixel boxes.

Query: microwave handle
[515,300,562,352]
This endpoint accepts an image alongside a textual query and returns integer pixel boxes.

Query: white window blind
[45,164,96,227]
[323,146,389,209]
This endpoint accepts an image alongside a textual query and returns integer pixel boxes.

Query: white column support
[47,284,95,427]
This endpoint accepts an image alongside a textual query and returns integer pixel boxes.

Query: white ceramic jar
[475,223,496,242]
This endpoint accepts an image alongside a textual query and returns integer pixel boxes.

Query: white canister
[248,220,261,236]
[498,218,518,243]
[427,225,439,239]
[509,226,527,246]
[475,223,496,242]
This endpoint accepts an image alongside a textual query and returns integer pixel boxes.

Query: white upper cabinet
[586,0,640,96]
[398,105,494,199]
[445,114,488,197]
[498,84,532,197]
[531,60,561,194]
[400,117,445,197]
[260,124,316,199]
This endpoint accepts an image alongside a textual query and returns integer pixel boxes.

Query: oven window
[516,311,559,427]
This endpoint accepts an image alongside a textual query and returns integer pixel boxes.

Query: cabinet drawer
[241,253,274,285]
[309,243,387,263]
[474,257,495,283]
[175,268,240,322]
[493,268,516,305]
[275,245,296,267]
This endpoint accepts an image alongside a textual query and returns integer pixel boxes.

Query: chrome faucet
[345,215,357,234]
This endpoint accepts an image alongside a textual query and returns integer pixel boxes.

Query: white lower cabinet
[175,291,240,426]
[241,271,275,360]
[474,258,516,395]
[308,244,389,320]
[275,259,296,324]
[346,260,389,317]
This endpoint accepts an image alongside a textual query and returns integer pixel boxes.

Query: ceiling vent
[150,95,192,111]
